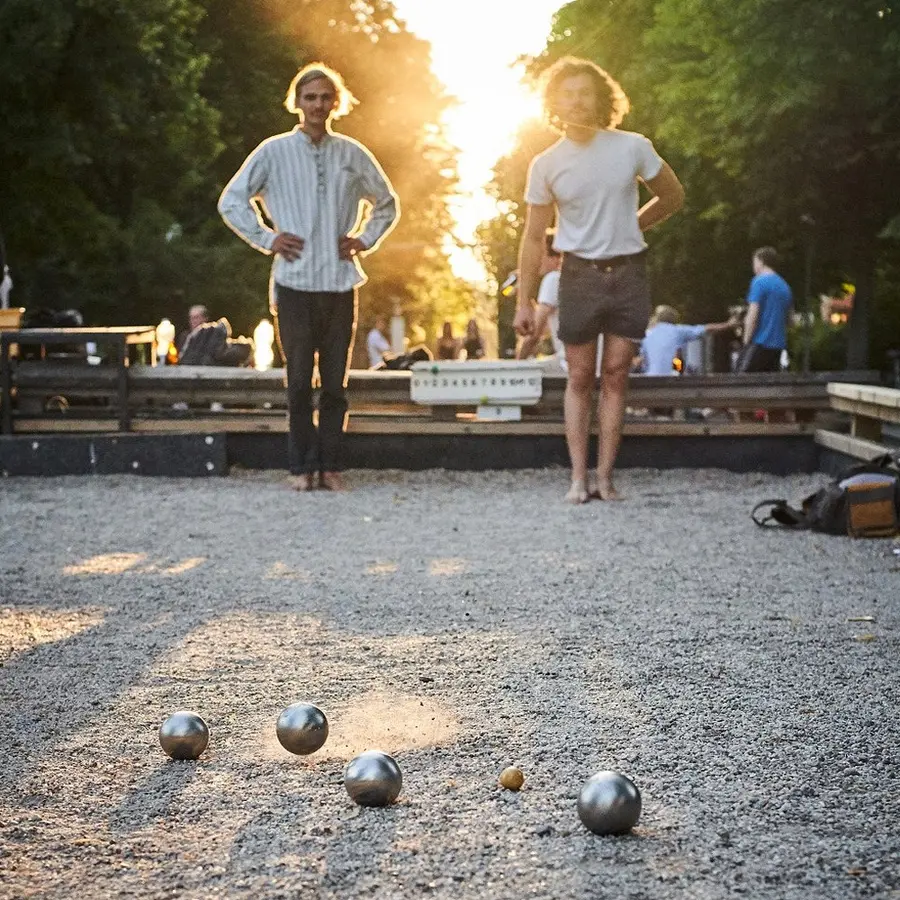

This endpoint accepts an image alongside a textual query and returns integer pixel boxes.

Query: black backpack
[752,451,900,536]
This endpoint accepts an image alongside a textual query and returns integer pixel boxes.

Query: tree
[645,0,900,367]
[482,0,900,369]
[1,0,472,346]
[0,0,221,321]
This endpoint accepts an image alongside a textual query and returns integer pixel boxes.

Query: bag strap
[751,499,809,529]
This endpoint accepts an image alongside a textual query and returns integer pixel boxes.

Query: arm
[347,150,400,257]
[517,303,554,358]
[218,146,279,254]
[638,161,685,232]
[703,315,741,334]
[743,304,760,346]
[514,204,555,337]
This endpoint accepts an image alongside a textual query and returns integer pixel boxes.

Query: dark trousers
[735,343,782,373]
[272,284,357,474]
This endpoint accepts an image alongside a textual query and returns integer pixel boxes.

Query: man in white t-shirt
[514,56,684,503]
[517,233,602,375]
[366,316,391,367]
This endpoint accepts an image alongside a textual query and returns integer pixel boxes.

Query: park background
[1,0,898,374]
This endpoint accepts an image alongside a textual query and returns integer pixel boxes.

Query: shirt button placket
[315,145,326,201]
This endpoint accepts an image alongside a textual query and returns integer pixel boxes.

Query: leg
[316,290,357,484]
[273,285,317,479]
[563,341,598,504]
[594,334,635,501]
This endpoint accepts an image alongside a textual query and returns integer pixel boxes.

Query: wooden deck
[0,364,889,476]
[1,364,879,436]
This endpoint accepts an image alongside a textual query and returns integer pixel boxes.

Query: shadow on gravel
[0,595,210,793]
[108,762,200,834]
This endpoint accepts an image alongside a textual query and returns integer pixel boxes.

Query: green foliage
[0,0,219,318]
[788,318,847,372]
[0,0,469,340]
[480,0,900,367]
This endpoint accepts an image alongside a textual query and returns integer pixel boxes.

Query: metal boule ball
[159,711,209,760]
[276,702,329,755]
[499,766,525,791]
[577,770,641,835]
[344,751,403,807]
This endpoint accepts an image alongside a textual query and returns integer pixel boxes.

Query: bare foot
[319,471,348,492]
[287,473,314,492]
[564,481,590,504]
[592,478,624,501]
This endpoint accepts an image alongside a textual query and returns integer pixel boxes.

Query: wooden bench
[1,327,157,432]
[816,383,900,460]
[1,363,880,437]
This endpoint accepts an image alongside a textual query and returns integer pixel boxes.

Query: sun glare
[392,1,563,284]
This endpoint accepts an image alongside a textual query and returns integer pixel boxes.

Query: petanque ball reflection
[276,702,329,755]
[577,770,641,835]
[159,711,209,760]
[344,751,403,807]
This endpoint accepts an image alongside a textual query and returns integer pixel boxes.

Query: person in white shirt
[517,233,602,375]
[638,305,737,375]
[366,316,391,368]
[219,63,399,492]
[515,56,685,503]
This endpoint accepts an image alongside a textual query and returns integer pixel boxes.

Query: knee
[567,368,595,393]
[600,364,629,392]
[319,381,348,403]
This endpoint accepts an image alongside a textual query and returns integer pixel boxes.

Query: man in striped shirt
[218,63,399,492]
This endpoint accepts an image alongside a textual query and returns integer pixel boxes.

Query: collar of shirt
[293,126,333,149]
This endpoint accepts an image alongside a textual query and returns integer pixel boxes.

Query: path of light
[392,1,564,284]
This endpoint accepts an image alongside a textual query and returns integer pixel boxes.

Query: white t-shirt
[640,322,706,375]
[366,327,390,367]
[525,130,663,259]
[536,270,602,376]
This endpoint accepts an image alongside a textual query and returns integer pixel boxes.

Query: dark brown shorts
[557,251,651,344]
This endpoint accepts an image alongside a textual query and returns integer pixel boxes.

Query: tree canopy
[0,0,469,341]
[480,0,900,369]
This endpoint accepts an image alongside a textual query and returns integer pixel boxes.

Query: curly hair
[540,56,630,132]
[285,62,357,121]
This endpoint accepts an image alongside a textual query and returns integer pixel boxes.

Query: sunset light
[392,0,564,283]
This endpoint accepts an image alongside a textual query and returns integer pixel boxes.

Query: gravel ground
[0,467,898,900]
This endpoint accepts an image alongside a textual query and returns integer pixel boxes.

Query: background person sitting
[178,316,252,367]
[176,304,210,357]
[463,318,486,361]
[436,321,461,360]
[366,315,391,368]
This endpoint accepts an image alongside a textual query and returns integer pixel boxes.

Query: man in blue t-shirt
[736,246,793,372]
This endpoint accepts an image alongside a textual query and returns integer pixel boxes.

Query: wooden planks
[817,383,900,460]
[12,414,810,438]
[4,363,883,438]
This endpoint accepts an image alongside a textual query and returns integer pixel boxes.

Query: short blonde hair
[653,305,680,325]
[285,62,357,120]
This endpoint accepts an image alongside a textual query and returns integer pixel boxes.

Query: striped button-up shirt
[218,127,399,292]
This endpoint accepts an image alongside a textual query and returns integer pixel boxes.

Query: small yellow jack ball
[499,766,525,791]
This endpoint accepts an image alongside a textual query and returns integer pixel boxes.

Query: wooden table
[1,327,156,433]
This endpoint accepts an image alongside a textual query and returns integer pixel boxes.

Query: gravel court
[0,467,898,899]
